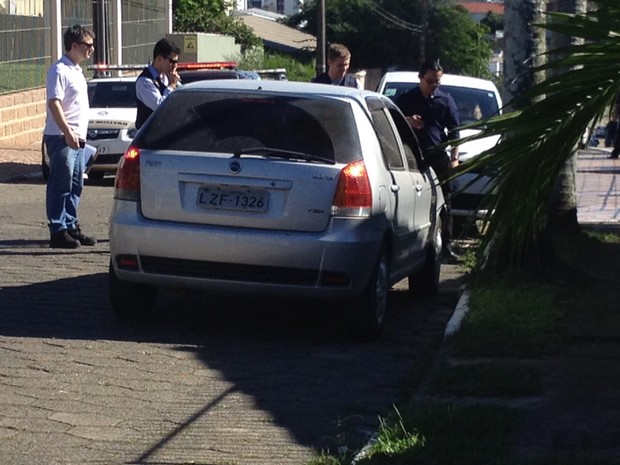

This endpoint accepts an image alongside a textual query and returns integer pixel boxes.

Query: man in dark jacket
[312,43,360,88]
[395,59,461,259]
[135,38,181,130]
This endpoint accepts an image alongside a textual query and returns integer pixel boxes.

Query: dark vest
[135,68,166,130]
[311,72,359,88]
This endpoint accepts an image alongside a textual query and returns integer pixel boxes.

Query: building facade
[231,0,304,17]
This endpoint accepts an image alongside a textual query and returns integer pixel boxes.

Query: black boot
[67,227,97,246]
[50,230,81,249]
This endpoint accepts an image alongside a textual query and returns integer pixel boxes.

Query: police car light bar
[176,61,237,70]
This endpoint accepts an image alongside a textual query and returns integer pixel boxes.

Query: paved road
[0,178,465,464]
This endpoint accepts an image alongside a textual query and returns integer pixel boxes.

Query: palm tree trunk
[486,0,555,271]
[547,0,588,232]
[503,0,547,110]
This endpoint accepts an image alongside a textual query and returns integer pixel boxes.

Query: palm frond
[453,0,620,269]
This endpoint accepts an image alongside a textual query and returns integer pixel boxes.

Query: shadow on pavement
[0,270,465,456]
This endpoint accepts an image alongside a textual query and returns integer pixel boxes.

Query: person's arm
[136,75,166,111]
[397,90,425,131]
[48,99,81,149]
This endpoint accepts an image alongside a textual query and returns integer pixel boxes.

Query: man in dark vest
[311,43,360,88]
[135,38,181,130]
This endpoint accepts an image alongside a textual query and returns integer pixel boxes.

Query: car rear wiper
[233,147,335,165]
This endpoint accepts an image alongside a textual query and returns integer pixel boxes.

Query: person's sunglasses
[80,41,95,49]
[167,57,178,65]
[424,78,440,85]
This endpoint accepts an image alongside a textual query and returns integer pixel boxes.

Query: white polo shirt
[44,55,89,139]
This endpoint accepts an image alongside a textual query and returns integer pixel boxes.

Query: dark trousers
[613,125,620,158]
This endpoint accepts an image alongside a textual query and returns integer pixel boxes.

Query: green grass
[354,404,517,465]
[452,279,561,358]
[525,458,620,465]
[429,361,543,398]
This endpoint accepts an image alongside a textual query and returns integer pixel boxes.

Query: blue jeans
[44,135,84,235]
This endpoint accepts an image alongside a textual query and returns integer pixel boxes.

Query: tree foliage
[174,0,262,52]
[285,0,493,77]
[238,52,316,82]
[480,12,504,35]
[457,0,620,271]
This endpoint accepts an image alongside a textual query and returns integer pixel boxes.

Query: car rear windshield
[88,81,136,108]
[135,91,362,164]
[383,82,500,123]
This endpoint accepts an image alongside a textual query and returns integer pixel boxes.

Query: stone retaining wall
[0,88,46,145]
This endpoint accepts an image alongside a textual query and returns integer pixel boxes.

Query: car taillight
[331,160,372,217]
[114,145,140,201]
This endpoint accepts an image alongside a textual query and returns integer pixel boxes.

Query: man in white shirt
[43,24,97,249]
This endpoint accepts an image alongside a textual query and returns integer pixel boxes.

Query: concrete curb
[351,288,470,464]
[444,290,470,339]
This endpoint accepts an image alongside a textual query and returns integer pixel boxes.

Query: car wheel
[347,244,389,341]
[409,217,442,298]
[41,139,49,182]
[108,261,157,319]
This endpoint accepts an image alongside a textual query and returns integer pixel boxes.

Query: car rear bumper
[109,200,386,299]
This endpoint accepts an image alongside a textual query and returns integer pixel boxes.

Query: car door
[367,100,419,275]
[387,107,434,250]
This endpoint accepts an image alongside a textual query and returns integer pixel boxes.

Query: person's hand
[406,115,424,130]
[168,69,181,89]
[449,159,459,169]
[64,131,80,149]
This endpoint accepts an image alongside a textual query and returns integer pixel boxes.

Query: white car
[85,76,138,179]
[377,71,503,223]
[108,80,446,340]
[41,76,138,181]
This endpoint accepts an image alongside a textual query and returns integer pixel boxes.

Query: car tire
[409,217,442,298]
[347,244,389,341]
[108,261,157,319]
[41,139,49,182]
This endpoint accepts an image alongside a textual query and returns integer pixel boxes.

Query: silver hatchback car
[109,80,445,340]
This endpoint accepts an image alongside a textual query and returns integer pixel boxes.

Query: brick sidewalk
[576,147,620,228]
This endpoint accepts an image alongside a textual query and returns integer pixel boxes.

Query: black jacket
[311,72,359,88]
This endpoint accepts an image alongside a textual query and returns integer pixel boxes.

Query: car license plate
[92,143,107,154]
[197,186,269,212]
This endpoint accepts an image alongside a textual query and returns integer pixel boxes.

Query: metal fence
[0,0,168,96]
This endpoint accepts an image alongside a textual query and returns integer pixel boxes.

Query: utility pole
[419,0,427,64]
[316,0,326,76]
[92,0,110,76]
